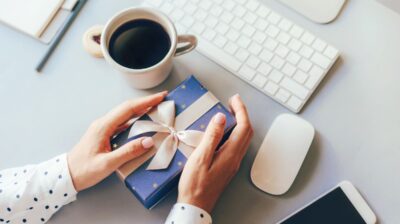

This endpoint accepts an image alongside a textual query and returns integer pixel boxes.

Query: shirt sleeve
[0,153,77,223]
[165,203,212,224]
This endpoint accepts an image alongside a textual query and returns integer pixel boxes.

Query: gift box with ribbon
[111,75,236,209]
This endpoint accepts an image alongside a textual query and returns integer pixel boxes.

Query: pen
[36,0,88,72]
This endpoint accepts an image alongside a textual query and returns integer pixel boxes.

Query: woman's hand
[67,91,167,192]
[178,94,253,213]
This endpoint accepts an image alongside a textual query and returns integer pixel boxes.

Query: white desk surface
[1,0,399,223]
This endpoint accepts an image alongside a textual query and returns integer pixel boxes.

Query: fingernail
[214,112,226,124]
[141,137,154,149]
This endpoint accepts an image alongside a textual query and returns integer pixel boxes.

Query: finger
[229,94,251,126]
[106,137,154,169]
[219,94,253,157]
[103,91,167,134]
[190,113,226,168]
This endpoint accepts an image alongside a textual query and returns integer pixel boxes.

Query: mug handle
[83,25,104,58]
[175,35,197,57]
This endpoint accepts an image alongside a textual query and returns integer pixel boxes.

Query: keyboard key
[266,25,279,37]
[239,65,256,80]
[213,35,227,48]
[249,42,262,55]
[269,70,284,83]
[233,5,246,17]
[205,17,218,28]
[282,63,296,77]
[324,46,339,59]
[293,70,308,84]
[197,38,241,71]
[277,32,290,44]
[278,18,292,31]
[309,65,324,78]
[289,25,304,38]
[275,45,289,58]
[200,0,212,10]
[182,16,194,27]
[226,29,240,41]
[300,32,315,45]
[242,24,256,36]
[276,89,290,102]
[237,36,251,48]
[194,9,208,20]
[216,22,230,34]
[243,12,257,24]
[287,96,302,111]
[193,22,206,34]
[256,5,271,18]
[257,62,272,75]
[175,24,187,34]
[210,5,223,16]
[203,29,217,41]
[299,45,314,58]
[288,39,302,51]
[171,9,185,21]
[281,77,309,99]
[270,56,285,69]
[252,74,267,88]
[310,52,331,69]
[235,48,250,61]
[254,18,268,31]
[259,49,273,62]
[224,42,239,54]
[305,75,319,89]
[221,11,234,24]
[246,0,260,11]
[267,12,281,24]
[247,55,261,68]
[160,2,174,13]
[264,38,278,51]
[312,38,327,52]
[264,81,279,95]
[222,0,236,11]
[287,52,301,65]
[254,31,267,44]
[298,58,312,72]
[232,18,245,30]
[184,2,197,14]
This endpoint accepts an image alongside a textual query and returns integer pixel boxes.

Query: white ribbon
[116,92,219,178]
[128,101,205,170]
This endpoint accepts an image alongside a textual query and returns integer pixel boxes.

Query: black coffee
[109,19,171,69]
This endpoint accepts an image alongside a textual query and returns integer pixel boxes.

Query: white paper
[0,0,64,38]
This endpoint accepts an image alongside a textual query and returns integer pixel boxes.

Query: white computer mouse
[251,114,315,195]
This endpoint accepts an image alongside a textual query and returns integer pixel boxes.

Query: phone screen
[281,187,366,224]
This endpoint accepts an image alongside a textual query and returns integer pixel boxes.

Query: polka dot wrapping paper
[111,75,236,209]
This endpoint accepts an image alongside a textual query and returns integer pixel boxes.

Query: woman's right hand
[177,94,253,213]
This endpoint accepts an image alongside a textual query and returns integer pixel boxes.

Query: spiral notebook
[0,0,78,43]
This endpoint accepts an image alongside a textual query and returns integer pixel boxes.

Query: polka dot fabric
[165,203,212,224]
[0,154,77,223]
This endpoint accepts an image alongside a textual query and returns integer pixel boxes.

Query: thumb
[190,113,226,167]
[107,137,154,168]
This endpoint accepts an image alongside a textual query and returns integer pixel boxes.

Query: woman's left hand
[67,91,167,192]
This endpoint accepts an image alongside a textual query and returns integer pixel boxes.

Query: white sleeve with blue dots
[0,153,77,223]
[165,203,212,224]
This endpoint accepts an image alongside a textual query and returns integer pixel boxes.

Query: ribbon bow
[128,101,204,170]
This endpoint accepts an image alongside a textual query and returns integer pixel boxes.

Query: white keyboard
[143,0,339,113]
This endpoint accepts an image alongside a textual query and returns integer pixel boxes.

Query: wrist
[177,195,215,214]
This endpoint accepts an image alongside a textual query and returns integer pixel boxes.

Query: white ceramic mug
[83,7,197,89]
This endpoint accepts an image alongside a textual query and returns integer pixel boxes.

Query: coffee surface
[109,19,171,69]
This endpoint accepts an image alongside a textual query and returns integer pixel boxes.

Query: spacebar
[196,38,242,72]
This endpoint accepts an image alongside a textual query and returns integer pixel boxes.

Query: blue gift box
[111,75,236,209]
